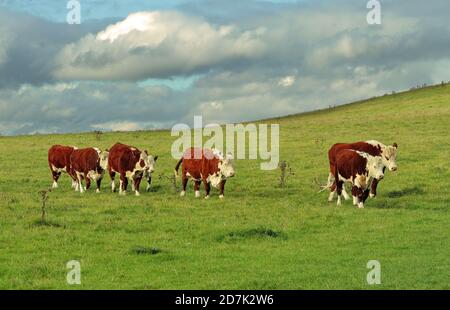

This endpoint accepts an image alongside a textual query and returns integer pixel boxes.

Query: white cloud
[278,75,295,88]
[91,121,142,132]
[54,11,267,81]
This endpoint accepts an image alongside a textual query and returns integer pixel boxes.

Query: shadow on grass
[147,185,162,192]
[130,246,162,255]
[386,186,424,198]
[217,227,287,242]
[32,220,65,228]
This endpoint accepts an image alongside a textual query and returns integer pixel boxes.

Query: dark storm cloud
[0,8,113,88]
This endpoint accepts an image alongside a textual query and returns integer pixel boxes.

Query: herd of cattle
[48,143,235,198]
[48,140,398,207]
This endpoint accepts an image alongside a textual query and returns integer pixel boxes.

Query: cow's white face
[146,155,158,174]
[99,151,109,170]
[135,151,149,173]
[382,143,398,172]
[218,152,235,178]
[367,156,384,180]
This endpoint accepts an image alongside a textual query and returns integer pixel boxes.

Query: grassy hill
[0,84,449,289]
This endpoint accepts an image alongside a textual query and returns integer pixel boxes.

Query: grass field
[0,84,449,289]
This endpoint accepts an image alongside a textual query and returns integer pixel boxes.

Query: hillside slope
[0,84,449,289]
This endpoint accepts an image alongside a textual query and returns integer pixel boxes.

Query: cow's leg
[71,177,78,190]
[326,172,334,188]
[328,181,336,202]
[146,175,152,192]
[336,180,343,206]
[219,180,226,199]
[204,180,211,199]
[110,171,116,192]
[194,180,201,198]
[180,174,188,197]
[131,178,136,192]
[357,194,364,208]
[76,172,84,194]
[51,170,60,189]
[134,177,142,196]
[341,184,350,200]
[370,178,379,198]
[96,178,102,193]
[67,170,78,190]
[119,173,128,195]
[85,174,91,191]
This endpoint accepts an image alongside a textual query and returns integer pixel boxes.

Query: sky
[0,0,449,135]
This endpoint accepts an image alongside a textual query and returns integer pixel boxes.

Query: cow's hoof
[52,182,58,189]
[204,195,210,199]
[358,203,365,209]
[135,191,140,196]
[369,193,375,198]
[119,191,126,196]
[96,189,100,193]
[195,191,200,198]
[180,191,186,197]
[219,195,224,199]
[146,186,151,192]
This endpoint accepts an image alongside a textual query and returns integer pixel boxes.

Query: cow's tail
[318,173,334,193]
[174,158,183,178]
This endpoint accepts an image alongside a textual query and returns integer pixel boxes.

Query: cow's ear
[393,143,398,148]
[143,150,148,155]
[154,155,158,161]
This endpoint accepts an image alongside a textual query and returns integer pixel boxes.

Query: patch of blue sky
[137,74,203,91]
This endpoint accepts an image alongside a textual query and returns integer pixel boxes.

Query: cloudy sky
[0,0,449,135]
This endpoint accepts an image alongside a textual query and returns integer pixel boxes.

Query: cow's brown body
[328,141,396,197]
[175,148,232,198]
[48,145,77,189]
[333,149,373,207]
[108,143,148,195]
[70,147,107,193]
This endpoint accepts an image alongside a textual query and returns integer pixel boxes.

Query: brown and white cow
[48,145,78,189]
[333,149,385,208]
[70,147,109,193]
[327,140,398,201]
[108,143,158,196]
[174,148,235,199]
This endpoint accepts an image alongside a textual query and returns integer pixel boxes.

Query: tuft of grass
[218,227,287,241]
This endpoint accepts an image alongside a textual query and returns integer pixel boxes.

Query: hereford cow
[108,143,158,196]
[327,140,398,201]
[70,147,109,193]
[174,148,235,199]
[48,145,78,189]
[333,149,385,208]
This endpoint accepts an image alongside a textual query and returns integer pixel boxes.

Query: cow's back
[328,143,352,166]
[71,148,98,172]
[329,142,381,160]
[108,143,140,173]
[48,145,74,169]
